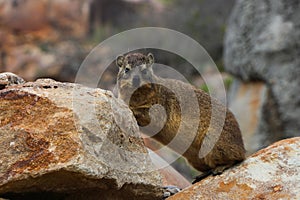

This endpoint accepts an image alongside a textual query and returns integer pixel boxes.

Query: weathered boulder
[168,137,300,200]
[228,81,283,154]
[224,0,300,142]
[0,77,163,199]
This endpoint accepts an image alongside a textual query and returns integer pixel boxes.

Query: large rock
[224,0,300,140]
[229,80,284,154]
[0,78,163,199]
[168,137,300,199]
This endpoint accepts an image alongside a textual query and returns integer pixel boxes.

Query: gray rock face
[0,78,163,199]
[224,0,300,138]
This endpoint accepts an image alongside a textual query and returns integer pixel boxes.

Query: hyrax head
[116,53,154,91]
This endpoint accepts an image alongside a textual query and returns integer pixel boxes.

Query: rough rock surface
[0,78,163,199]
[224,0,300,139]
[229,80,284,154]
[0,72,25,89]
[168,137,300,200]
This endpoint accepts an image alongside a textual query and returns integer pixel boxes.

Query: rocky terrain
[0,0,239,182]
[169,137,300,200]
[0,74,299,199]
[0,77,163,199]
[0,0,299,198]
[225,0,300,153]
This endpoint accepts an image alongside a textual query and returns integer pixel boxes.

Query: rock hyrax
[116,52,245,182]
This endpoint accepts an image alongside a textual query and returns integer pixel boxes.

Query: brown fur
[116,53,245,176]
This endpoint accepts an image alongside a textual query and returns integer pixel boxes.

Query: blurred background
[0,0,299,182]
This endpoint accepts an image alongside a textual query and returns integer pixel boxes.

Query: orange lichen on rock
[168,137,300,200]
[0,90,80,185]
[0,78,163,199]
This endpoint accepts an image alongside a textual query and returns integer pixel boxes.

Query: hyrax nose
[132,75,140,87]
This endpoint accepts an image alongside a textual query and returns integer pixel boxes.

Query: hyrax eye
[124,68,130,73]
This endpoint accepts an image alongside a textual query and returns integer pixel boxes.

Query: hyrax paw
[163,185,181,199]
[0,72,25,89]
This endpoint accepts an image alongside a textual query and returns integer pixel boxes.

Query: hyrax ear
[147,53,154,66]
[116,55,125,68]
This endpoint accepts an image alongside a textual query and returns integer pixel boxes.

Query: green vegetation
[158,0,174,6]
[199,75,234,93]
[200,83,209,93]
[224,76,233,90]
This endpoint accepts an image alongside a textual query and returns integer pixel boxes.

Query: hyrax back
[116,52,245,178]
